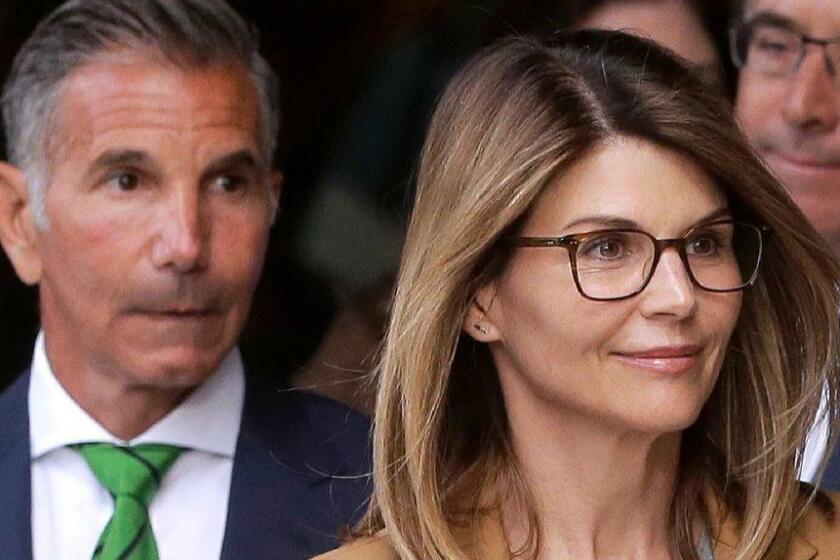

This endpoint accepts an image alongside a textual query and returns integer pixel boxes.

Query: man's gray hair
[740,0,754,16]
[2,0,281,228]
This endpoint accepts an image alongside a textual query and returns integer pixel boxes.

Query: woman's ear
[0,162,43,285]
[462,283,501,342]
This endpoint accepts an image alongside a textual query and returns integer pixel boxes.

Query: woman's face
[473,137,742,434]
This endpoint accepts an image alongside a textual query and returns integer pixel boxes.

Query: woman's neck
[502,394,683,560]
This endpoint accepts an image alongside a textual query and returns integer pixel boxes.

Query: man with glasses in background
[730,0,840,488]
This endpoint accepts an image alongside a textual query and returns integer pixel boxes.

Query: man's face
[735,0,840,248]
[34,53,278,392]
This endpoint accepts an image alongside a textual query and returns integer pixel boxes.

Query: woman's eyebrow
[560,207,731,232]
[562,215,640,231]
[694,207,733,224]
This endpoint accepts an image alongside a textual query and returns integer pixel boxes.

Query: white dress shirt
[800,387,830,484]
[29,331,245,560]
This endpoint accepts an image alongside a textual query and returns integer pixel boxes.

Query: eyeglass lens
[737,22,840,79]
[573,223,762,300]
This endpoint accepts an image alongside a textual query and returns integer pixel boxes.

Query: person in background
[0,1,370,559]
[294,0,734,415]
[730,0,840,488]
[574,0,724,86]
[314,31,840,560]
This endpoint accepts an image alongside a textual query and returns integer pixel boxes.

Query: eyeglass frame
[511,220,771,302]
[729,14,840,81]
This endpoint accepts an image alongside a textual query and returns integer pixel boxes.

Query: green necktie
[72,443,184,560]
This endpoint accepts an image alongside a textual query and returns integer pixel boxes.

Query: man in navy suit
[731,0,840,488]
[0,1,370,558]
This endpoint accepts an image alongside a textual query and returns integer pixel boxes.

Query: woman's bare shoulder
[311,533,399,560]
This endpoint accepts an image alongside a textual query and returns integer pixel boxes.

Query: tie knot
[72,443,183,504]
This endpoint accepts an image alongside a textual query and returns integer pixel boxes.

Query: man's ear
[268,170,283,225]
[0,162,42,285]
[462,283,501,342]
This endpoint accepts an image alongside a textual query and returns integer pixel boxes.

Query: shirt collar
[29,331,245,460]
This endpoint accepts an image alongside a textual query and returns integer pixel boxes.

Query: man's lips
[611,345,702,375]
[765,150,840,174]
[131,308,218,319]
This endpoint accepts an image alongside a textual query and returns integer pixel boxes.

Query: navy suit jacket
[822,442,840,492]
[0,371,372,560]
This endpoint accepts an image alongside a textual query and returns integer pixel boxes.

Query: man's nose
[639,250,697,320]
[783,49,839,131]
[151,187,208,273]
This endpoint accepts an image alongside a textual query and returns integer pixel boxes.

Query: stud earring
[474,324,488,335]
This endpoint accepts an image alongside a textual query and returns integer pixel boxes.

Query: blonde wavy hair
[360,31,840,560]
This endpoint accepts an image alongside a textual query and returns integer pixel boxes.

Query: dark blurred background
[0,0,737,394]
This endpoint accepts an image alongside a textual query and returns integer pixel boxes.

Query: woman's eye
[687,236,719,256]
[596,240,622,258]
[581,237,626,260]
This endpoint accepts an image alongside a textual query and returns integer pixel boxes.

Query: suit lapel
[219,410,300,559]
[220,378,371,560]
[821,445,840,491]
[0,372,33,560]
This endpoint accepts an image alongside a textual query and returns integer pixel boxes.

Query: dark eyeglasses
[730,16,840,83]
[512,220,770,302]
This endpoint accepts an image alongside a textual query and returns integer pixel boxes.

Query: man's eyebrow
[83,149,165,185]
[749,11,806,34]
[203,150,262,176]
[87,149,157,175]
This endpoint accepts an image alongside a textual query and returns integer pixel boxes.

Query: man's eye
[755,38,795,54]
[212,175,247,193]
[110,172,140,191]
[751,26,799,56]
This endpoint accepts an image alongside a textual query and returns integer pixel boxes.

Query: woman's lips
[612,346,701,375]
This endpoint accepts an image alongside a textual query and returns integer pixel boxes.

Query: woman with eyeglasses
[314,30,840,560]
